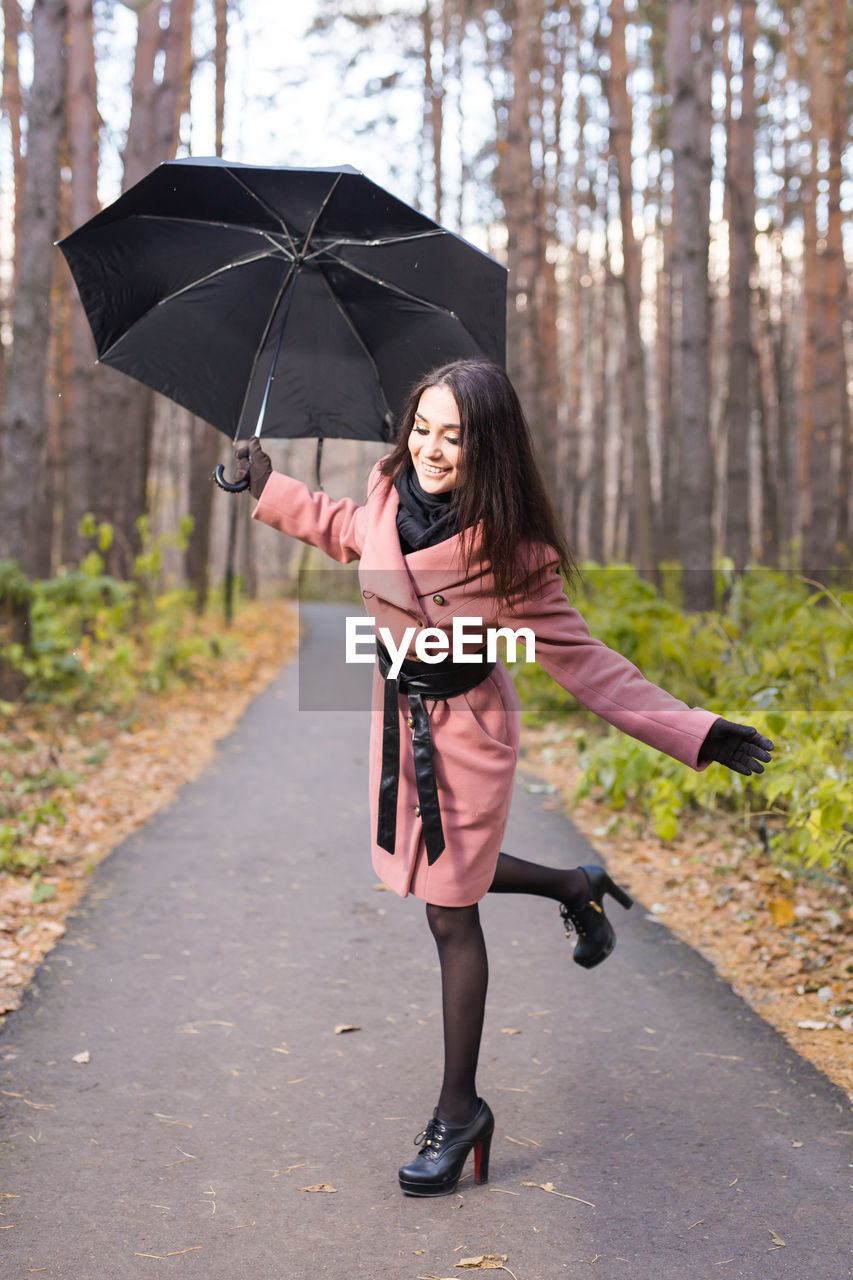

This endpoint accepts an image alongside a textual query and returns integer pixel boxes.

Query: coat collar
[359,469,482,619]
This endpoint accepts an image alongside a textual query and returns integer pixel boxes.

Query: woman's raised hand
[698,717,774,775]
[233,438,273,499]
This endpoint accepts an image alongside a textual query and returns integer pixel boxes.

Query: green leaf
[765,710,786,735]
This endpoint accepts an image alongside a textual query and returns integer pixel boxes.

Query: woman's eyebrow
[414,412,461,429]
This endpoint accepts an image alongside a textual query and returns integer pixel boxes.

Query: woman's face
[408,384,462,494]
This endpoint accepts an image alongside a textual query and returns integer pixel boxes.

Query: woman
[232,359,773,1198]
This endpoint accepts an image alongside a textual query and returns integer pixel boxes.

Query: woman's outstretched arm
[505,563,721,769]
[240,440,369,564]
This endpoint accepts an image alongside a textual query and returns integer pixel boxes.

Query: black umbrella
[58,157,507,491]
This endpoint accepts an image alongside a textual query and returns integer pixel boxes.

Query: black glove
[698,717,774,775]
[233,437,272,499]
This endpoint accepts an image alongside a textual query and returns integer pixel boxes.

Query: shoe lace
[413,1115,447,1161]
[559,900,577,937]
[560,898,601,939]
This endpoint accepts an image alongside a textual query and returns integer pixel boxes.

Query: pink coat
[253,463,719,907]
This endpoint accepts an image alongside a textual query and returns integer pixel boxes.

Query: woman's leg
[488,852,587,904]
[426,902,488,1127]
[488,853,633,970]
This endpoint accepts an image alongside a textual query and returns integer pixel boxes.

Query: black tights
[426,853,588,1126]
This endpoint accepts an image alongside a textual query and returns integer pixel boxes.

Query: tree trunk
[1,0,24,307]
[657,217,679,561]
[214,0,227,156]
[421,0,444,222]
[721,0,757,569]
[493,0,543,443]
[92,0,195,573]
[0,0,68,577]
[60,0,101,564]
[821,0,849,566]
[797,0,847,576]
[588,276,607,562]
[669,0,714,608]
[185,0,227,609]
[605,0,655,574]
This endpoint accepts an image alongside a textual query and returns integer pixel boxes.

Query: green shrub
[512,566,853,880]
[0,514,243,712]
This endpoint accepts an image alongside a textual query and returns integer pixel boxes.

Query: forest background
[0,0,850,606]
[0,0,851,873]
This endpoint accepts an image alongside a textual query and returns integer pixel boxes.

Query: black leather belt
[376,640,496,864]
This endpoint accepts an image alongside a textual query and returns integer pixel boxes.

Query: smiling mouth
[421,462,449,476]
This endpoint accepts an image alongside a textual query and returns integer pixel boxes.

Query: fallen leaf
[455,1256,507,1269]
[177,1020,234,1034]
[0,1091,55,1111]
[71,1050,90,1064]
[767,1227,786,1248]
[333,1024,361,1035]
[796,1020,829,1031]
[500,1028,521,1035]
[153,1114,192,1127]
[768,897,795,926]
[300,1183,336,1193]
[538,1181,596,1207]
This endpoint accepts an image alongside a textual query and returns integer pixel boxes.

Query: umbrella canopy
[58,157,507,445]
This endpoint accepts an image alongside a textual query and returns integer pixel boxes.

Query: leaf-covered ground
[521,724,853,1102]
[0,602,298,1020]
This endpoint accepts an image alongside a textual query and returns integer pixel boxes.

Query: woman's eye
[412,424,428,435]
[446,435,460,447]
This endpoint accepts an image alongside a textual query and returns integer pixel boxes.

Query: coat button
[414,805,421,817]
[407,716,414,729]
[432,594,445,605]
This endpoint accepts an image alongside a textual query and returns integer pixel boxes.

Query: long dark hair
[379,360,577,607]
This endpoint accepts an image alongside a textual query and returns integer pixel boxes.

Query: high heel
[560,863,633,969]
[398,1098,494,1197]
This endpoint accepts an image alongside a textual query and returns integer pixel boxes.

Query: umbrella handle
[212,464,250,493]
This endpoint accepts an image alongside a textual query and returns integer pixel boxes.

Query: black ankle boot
[398,1098,494,1197]
[560,864,633,969]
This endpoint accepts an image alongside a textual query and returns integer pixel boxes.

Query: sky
[99,0,441,213]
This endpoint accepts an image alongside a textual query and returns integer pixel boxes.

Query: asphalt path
[1,603,851,1280]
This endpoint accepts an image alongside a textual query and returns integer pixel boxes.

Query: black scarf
[395,462,457,554]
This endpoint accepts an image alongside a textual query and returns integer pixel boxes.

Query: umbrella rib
[300,172,344,256]
[133,213,295,255]
[234,261,298,440]
[324,255,463,323]
[224,168,300,257]
[300,229,444,264]
[317,270,393,424]
[96,250,285,361]
[325,256,496,363]
[312,229,445,252]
